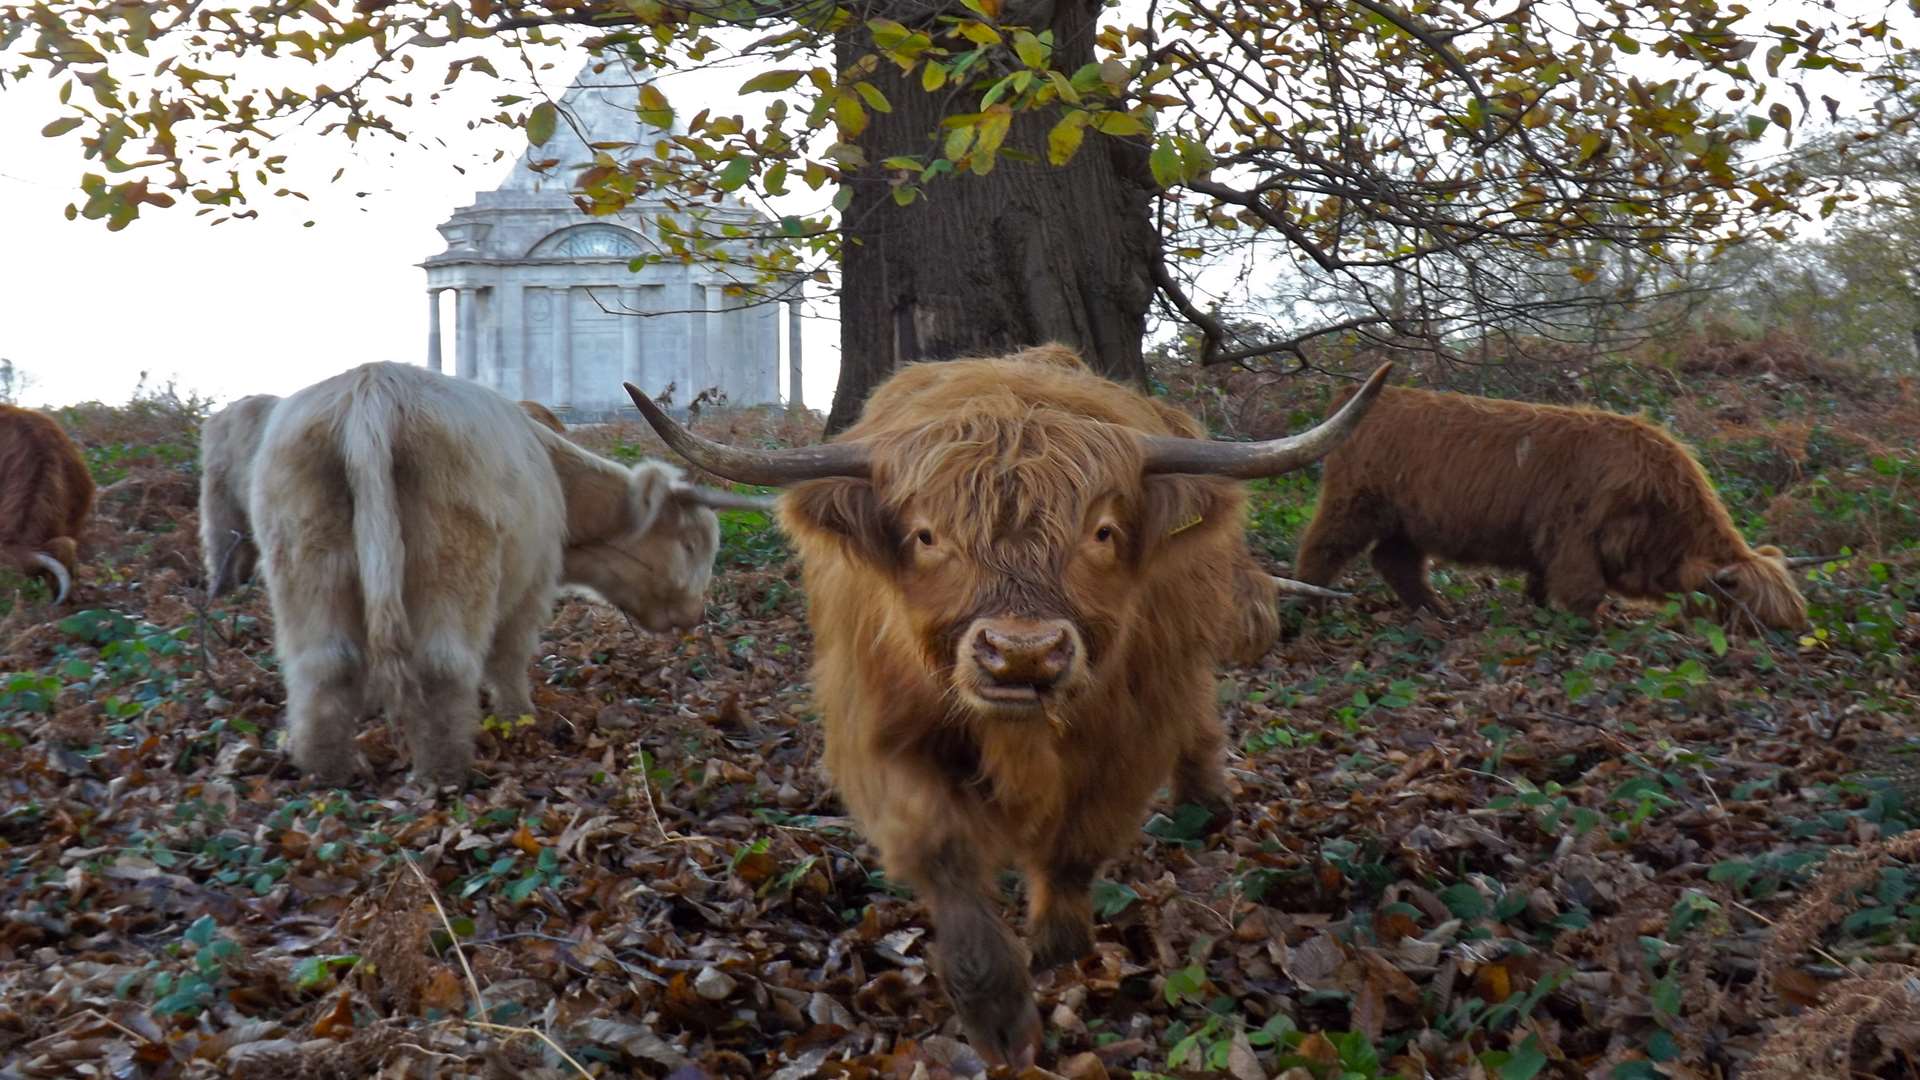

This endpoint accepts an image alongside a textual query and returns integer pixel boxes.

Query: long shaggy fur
[251,362,722,787]
[776,344,1318,1064]
[1294,385,1808,629]
[198,394,280,597]
[0,403,94,600]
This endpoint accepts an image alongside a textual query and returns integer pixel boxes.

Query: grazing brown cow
[0,403,94,604]
[253,362,750,787]
[199,394,280,597]
[1294,385,1818,629]
[518,400,567,434]
[625,345,1388,1065]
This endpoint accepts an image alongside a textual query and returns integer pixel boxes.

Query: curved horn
[624,382,869,485]
[672,484,780,514]
[1138,363,1393,477]
[1269,574,1352,600]
[30,552,72,605]
[1783,554,1844,569]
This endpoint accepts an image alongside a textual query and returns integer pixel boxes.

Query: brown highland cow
[1294,385,1818,629]
[0,403,94,604]
[625,345,1388,1066]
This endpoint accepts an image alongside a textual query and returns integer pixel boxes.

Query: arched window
[528,224,647,259]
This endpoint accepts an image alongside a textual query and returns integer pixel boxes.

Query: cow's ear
[622,462,679,535]
[781,478,897,567]
[1139,475,1235,559]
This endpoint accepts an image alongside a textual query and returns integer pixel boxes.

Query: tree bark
[826,0,1158,435]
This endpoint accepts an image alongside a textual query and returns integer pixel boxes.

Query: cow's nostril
[1037,633,1073,681]
[973,624,1075,690]
[974,629,1010,675]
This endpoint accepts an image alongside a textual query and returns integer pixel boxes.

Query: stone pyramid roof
[499,51,672,195]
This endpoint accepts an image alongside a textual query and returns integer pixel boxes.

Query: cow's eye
[916,528,935,547]
[1094,525,1114,543]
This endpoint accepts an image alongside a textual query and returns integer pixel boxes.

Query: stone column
[620,286,644,391]
[786,291,804,409]
[704,284,725,402]
[684,277,706,408]
[426,289,443,373]
[479,289,499,389]
[549,286,572,407]
[455,286,479,381]
[496,282,524,397]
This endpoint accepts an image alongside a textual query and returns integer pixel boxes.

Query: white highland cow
[251,361,748,786]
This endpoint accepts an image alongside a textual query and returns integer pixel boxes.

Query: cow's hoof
[953,994,1042,1073]
[1030,915,1093,971]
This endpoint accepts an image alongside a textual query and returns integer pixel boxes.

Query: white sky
[0,37,845,411]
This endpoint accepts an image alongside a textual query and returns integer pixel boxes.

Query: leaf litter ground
[0,402,1916,1080]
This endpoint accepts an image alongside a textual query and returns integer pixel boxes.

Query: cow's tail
[338,380,414,718]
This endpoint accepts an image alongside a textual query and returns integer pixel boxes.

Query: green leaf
[1149,137,1179,188]
[739,69,805,94]
[921,62,948,92]
[715,157,752,192]
[1013,30,1049,69]
[1092,879,1140,919]
[956,20,1001,46]
[637,84,673,129]
[183,914,218,948]
[853,81,892,113]
[41,116,83,138]
[1091,111,1147,137]
[1703,623,1728,657]
[867,18,911,49]
[1047,112,1087,164]
[1498,1035,1549,1080]
[1440,882,1489,920]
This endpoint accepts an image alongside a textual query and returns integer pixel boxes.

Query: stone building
[422,54,802,420]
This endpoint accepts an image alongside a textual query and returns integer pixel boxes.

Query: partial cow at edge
[624,344,1391,1067]
[251,362,739,788]
[1295,385,1820,630]
[199,394,280,597]
[0,403,94,605]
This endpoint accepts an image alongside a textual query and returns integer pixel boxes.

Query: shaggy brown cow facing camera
[1295,385,1820,629]
[627,345,1389,1065]
[199,394,280,597]
[0,403,94,604]
[252,362,754,787]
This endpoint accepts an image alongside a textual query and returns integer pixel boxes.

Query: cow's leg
[481,592,544,724]
[1292,506,1369,588]
[1028,854,1097,969]
[1525,568,1550,608]
[857,761,1038,1068]
[1371,534,1449,615]
[901,837,1040,1069]
[1544,547,1609,621]
[283,638,365,786]
[402,631,485,788]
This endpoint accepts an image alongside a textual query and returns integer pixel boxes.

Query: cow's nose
[972,623,1075,689]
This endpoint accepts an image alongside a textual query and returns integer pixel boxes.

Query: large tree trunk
[826,0,1158,434]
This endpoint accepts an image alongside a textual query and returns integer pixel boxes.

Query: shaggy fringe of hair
[1750,831,1920,1077]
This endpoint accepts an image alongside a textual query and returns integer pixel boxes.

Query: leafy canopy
[2,0,1907,357]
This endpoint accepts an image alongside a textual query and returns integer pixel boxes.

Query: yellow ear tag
[1168,513,1204,537]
